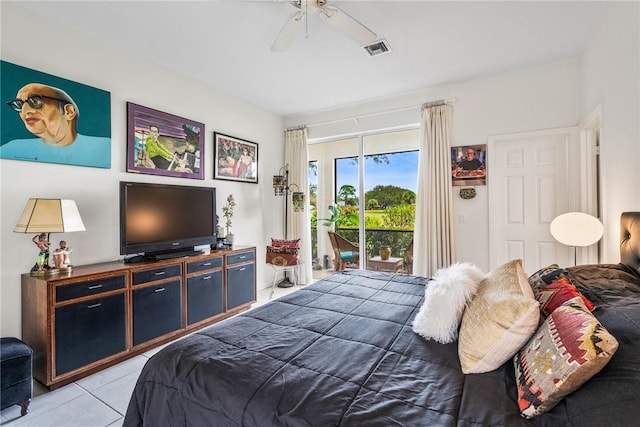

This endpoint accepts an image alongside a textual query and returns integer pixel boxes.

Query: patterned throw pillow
[535,276,595,318]
[267,238,301,266]
[270,238,300,248]
[527,264,561,293]
[458,259,540,374]
[514,296,619,419]
[266,245,300,266]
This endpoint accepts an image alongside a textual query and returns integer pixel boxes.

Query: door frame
[579,106,602,263]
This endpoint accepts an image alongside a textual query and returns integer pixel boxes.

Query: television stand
[21,246,257,390]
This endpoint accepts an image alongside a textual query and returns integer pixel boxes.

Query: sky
[309,150,419,195]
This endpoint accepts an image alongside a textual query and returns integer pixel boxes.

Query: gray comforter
[124,267,640,426]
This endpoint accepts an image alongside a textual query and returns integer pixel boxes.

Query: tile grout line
[74,382,127,418]
[74,353,154,418]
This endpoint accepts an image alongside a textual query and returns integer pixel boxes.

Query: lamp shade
[292,192,305,212]
[550,212,603,247]
[14,199,86,233]
[273,175,286,196]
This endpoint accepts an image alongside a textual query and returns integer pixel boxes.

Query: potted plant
[319,204,358,229]
[222,194,236,245]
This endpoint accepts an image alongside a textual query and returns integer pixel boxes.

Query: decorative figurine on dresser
[52,241,73,270]
[31,233,51,274]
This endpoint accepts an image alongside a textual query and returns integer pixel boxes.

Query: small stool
[1,337,33,416]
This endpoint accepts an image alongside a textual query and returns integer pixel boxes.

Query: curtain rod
[423,97,457,108]
[284,125,307,132]
[301,98,456,129]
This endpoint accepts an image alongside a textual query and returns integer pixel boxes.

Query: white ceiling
[18,1,609,118]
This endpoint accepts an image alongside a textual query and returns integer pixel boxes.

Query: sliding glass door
[309,128,419,274]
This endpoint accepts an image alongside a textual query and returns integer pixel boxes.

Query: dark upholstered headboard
[620,212,640,275]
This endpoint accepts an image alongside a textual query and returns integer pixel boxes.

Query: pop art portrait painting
[1,60,111,168]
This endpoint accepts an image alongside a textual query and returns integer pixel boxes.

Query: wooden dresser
[21,246,256,389]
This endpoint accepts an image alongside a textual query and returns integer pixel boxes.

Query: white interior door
[489,128,575,273]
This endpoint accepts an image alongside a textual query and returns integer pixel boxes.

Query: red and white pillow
[528,265,595,318]
[535,276,595,317]
[270,238,300,249]
[266,238,301,266]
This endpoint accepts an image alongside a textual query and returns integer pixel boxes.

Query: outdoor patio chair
[405,239,413,274]
[327,231,359,271]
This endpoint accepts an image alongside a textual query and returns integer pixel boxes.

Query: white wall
[0,2,285,337]
[579,2,640,262]
[287,60,582,272]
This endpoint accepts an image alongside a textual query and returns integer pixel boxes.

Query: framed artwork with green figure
[126,102,205,180]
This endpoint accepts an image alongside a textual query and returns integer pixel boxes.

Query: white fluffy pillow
[412,262,484,344]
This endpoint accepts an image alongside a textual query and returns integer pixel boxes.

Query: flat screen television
[119,181,217,261]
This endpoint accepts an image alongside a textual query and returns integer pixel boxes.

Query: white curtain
[413,104,456,277]
[284,128,313,284]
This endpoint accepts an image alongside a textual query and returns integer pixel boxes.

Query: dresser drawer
[226,250,255,265]
[227,262,256,309]
[187,270,224,325]
[132,264,182,286]
[132,280,182,346]
[187,256,223,274]
[55,293,127,375]
[56,275,126,303]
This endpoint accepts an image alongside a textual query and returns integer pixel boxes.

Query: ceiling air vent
[363,39,391,57]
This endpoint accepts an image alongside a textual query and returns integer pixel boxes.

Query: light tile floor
[0,284,303,427]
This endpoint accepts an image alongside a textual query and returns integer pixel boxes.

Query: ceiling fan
[271,0,377,52]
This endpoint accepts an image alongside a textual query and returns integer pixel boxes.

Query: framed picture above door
[451,144,486,186]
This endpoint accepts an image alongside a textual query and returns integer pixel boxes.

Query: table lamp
[14,199,86,275]
[550,212,604,266]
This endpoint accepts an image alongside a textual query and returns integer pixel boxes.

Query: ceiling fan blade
[271,10,305,52]
[319,5,376,46]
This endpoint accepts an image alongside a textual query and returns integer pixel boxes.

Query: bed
[124,212,640,426]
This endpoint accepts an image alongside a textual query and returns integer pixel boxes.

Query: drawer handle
[88,284,103,290]
[238,255,247,259]
[154,271,166,276]
[238,267,246,272]
[203,276,211,280]
[86,303,102,309]
[154,287,166,293]
[203,262,212,266]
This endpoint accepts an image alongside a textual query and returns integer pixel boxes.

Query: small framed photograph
[127,102,204,179]
[451,144,487,186]
[213,132,258,184]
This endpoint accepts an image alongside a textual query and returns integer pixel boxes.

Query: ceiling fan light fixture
[271,10,306,52]
[271,0,376,51]
[364,39,391,57]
